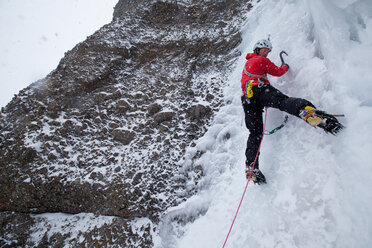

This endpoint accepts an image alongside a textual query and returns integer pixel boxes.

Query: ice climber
[241,39,343,185]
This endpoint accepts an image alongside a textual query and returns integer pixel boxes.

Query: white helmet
[253,39,272,51]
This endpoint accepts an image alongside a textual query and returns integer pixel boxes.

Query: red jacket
[241,53,289,91]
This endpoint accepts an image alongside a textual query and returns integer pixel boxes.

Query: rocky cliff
[0,0,252,246]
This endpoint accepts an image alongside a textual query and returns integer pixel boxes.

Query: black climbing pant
[242,83,315,168]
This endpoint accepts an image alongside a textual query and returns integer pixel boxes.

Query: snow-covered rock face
[0,0,251,246]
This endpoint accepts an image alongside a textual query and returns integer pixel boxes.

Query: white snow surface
[155,0,372,247]
[29,213,115,245]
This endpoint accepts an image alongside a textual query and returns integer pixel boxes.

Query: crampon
[314,110,344,134]
[300,106,344,135]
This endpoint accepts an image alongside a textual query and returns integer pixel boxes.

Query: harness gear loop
[257,79,265,88]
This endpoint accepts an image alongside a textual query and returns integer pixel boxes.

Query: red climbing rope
[222,107,268,248]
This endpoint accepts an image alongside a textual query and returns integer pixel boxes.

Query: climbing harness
[242,65,267,99]
[222,107,268,248]
[244,79,265,99]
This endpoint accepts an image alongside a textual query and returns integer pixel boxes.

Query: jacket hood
[246,53,258,60]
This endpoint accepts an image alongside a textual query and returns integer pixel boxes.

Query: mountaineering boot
[299,106,322,126]
[245,163,266,185]
[299,106,344,135]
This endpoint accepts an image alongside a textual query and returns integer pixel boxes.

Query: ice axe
[280,51,288,65]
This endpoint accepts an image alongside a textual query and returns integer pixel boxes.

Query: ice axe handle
[280,51,288,65]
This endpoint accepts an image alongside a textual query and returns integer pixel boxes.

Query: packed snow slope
[157,0,372,247]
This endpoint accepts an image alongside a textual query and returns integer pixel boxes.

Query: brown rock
[153,111,174,124]
[147,103,162,116]
[187,104,212,120]
[112,129,135,145]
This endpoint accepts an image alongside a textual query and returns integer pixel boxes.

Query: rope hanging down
[222,107,268,248]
